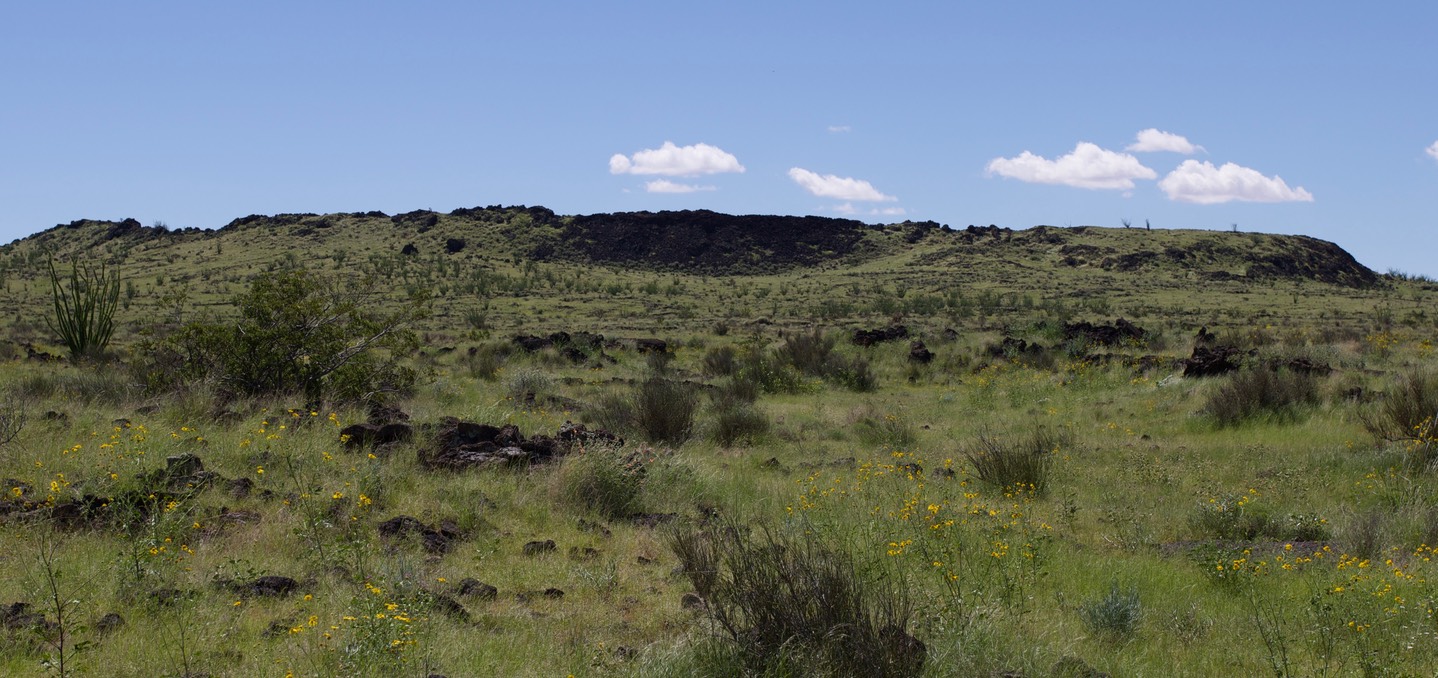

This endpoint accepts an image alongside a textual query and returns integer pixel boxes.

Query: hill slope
[0,206,1421,343]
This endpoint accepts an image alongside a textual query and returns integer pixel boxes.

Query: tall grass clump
[669,517,925,677]
[555,445,645,520]
[504,367,553,403]
[47,258,120,360]
[595,378,700,445]
[1080,582,1142,641]
[963,427,1070,495]
[1202,367,1319,427]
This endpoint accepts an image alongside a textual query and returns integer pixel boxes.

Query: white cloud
[788,167,896,201]
[1126,128,1204,154]
[644,179,714,193]
[1158,160,1314,204]
[833,203,906,217]
[1427,140,1438,161]
[609,141,745,176]
[985,142,1157,190]
[827,125,852,133]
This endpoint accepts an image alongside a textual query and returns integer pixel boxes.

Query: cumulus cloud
[644,179,714,193]
[788,167,896,201]
[986,142,1157,190]
[1158,160,1314,204]
[1427,140,1438,162]
[827,125,852,133]
[609,141,745,176]
[1126,128,1204,154]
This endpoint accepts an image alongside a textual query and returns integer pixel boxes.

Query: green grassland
[1,210,1437,676]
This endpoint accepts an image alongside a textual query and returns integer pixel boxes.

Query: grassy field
[1,212,1437,676]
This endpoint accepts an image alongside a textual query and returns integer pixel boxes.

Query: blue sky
[3,2,1435,274]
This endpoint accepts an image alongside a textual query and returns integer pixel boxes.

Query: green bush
[504,367,553,403]
[464,342,509,381]
[1361,370,1438,466]
[668,517,925,677]
[1080,583,1142,641]
[594,378,700,445]
[708,403,769,447]
[632,378,699,445]
[139,270,424,403]
[776,328,835,377]
[701,345,739,377]
[853,410,917,451]
[555,446,645,520]
[964,428,1069,496]
[1203,368,1319,427]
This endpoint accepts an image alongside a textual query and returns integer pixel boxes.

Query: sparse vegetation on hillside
[0,208,1435,676]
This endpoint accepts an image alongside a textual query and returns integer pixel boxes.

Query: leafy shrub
[139,270,424,403]
[1187,494,1329,542]
[555,446,646,520]
[964,428,1069,496]
[1361,369,1438,445]
[825,354,878,392]
[1202,368,1319,427]
[669,517,924,677]
[1080,583,1142,641]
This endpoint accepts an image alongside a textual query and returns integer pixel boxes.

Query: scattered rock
[94,612,124,635]
[852,325,908,347]
[232,576,299,598]
[456,578,497,601]
[445,238,466,253]
[522,539,557,556]
[377,515,461,555]
[577,518,613,537]
[400,243,419,256]
[1063,318,1146,348]
[680,592,705,611]
[568,546,601,562]
[629,513,677,528]
[908,340,934,363]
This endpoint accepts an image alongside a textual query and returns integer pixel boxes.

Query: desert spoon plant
[46,257,120,361]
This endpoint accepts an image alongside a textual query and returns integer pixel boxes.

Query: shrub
[964,428,1069,496]
[632,378,699,445]
[140,270,425,403]
[504,367,553,403]
[555,446,645,520]
[776,328,835,377]
[1202,368,1319,427]
[852,409,917,451]
[463,343,508,381]
[595,378,700,445]
[1080,583,1142,641]
[702,345,739,377]
[708,403,769,447]
[668,517,924,677]
[47,258,120,360]
[1361,369,1438,446]
[0,393,25,447]
[825,354,878,392]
